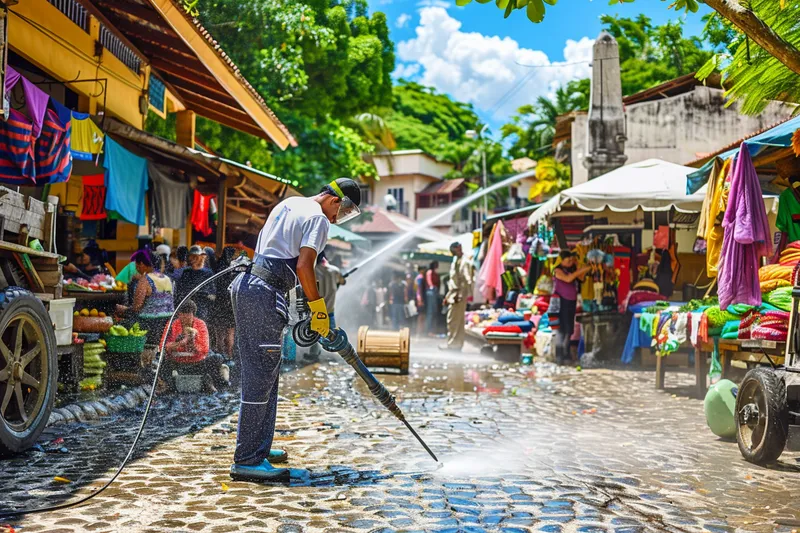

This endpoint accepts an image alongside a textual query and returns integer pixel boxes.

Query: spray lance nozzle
[293,320,438,463]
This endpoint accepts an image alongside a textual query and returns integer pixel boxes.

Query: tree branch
[705,0,800,76]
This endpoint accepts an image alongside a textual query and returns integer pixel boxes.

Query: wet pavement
[2,343,800,532]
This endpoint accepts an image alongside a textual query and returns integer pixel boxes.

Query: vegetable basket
[106,334,147,354]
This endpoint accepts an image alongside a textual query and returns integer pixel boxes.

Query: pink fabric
[477,220,505,301]
[718,144,772,309]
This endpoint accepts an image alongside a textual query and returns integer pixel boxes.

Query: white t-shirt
[255,197,330,259]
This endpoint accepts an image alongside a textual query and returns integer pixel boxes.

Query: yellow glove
[308,298,330,338]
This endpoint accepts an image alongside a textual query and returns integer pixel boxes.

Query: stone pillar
[584,31,627,180]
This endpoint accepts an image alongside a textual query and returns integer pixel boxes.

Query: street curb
[46,386,150,427]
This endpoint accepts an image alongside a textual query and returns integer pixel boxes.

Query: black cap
[188,245,206,255]
[330,177,361,207]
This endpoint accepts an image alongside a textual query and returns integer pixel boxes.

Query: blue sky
[380,0,712,136]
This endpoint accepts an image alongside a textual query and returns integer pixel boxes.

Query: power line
[514,60,591,68]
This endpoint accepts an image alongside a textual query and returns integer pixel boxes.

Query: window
[388,187,404,205]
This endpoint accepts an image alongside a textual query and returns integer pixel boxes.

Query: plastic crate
[105,335,147,354]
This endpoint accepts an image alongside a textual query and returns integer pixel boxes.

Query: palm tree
[528,157,570,202]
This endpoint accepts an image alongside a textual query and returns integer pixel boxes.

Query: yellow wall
[9,0,149,128]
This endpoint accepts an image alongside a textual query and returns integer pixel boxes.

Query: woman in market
[211,246,239,358]
[424,261,440,336]
[174,245,215,322]
[167,245,189,279]
[553,251,591,365]
[116,248,175,345]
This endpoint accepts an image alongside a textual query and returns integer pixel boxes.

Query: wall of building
[370,174,438,218]
[570,86,796,186]
[372,152,453,180]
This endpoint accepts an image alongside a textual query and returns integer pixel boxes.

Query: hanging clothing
[0,109,35,184]
[34,108,72,184]
[79,174,107,220]
[148,163,190,229]
[190,190,214,236]
[477,221,505,302]
[718,145,772,309]
[71,112,104,161]
[776,187,800,244]
[5,66,49,138]
[704,158,731,278]
[103,137,148,226]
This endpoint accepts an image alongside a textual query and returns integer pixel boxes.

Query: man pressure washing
[229,178,362,482]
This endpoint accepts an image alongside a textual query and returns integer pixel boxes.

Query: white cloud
[393,62,421,79]
[416,0,451,8]
[396,7,594,119]
[396,13,412,29]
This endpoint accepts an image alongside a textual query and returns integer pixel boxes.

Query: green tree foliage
[601,15,711,96]
[529,157,570,201]
[501,81,586,159]
[697,2,800,115]
[154,0,394,192]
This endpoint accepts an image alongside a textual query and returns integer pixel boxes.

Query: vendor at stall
[553,251,590,365]
[115,248,175,344]
[773,174,800,261]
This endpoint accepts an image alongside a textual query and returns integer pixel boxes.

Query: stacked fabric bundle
[758,264,793,292]
[752,310,791,341]
[779,242,800,266]
[764,286,792,312]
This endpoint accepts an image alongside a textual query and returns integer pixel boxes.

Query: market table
[464,327,525,362]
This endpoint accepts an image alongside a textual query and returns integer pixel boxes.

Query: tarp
[417,232,474,254]
[687,115,800,194]
[329,224,369,245]
[528,159,706,225]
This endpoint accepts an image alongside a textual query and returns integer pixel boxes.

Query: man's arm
[297,247,321,301]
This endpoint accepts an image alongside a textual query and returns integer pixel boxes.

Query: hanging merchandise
[34,108,72,183]
[5,66,49,138]
[0,109,35,184]
[104,137,149,226]
[71,111,105,161]
[477,220,505,302]
[718,144,772,309]
[148,163,190,229]
[704,158,732,277]
[191,189,214,236]
[653,225,670,249]
[79,174,107,220]
[209,196,218,223]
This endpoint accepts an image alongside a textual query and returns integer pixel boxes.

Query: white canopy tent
[417,232,475,254]
[527,159,708,226]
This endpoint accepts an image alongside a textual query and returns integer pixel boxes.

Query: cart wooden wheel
[0,289,58,455]
[735,368,788,464]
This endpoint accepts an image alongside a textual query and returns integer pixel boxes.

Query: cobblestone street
[4,345,800,533]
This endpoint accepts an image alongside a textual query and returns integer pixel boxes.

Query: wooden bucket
[357,326,410,375]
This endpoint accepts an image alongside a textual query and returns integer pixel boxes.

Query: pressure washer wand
[313,326,438,462]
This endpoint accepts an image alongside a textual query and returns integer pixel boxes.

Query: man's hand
[308,298,330,337]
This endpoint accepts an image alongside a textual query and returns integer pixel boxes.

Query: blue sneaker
[269,449,288,464]
[230,460,290,483]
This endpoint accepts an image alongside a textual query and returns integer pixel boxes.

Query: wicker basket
[105,335,147,354]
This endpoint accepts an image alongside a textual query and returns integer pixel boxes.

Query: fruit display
[79,341,106,390]
[108,323,147,337]
[65,274,126,293]
[72,308,113,333]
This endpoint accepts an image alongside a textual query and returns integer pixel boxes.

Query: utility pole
[466,124,490,224]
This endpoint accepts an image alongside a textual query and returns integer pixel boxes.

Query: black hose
[1,264,248,518]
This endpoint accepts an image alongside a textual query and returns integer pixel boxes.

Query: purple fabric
[503,217,529,244]
[718,144,772,308]
[553,266,578,301]
[5,66,49,138]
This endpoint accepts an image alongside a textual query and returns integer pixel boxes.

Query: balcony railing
[99,24,141,74]
[46,0,141,74]
[47,0,88,31]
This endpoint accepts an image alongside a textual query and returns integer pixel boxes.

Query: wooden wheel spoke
[21,371,39,389]
[20,343,41,368]
[0,367,8,382]
[14,382,26,423]
[13,321,24,359]
[0,382,12,417]
[0,341,11,365]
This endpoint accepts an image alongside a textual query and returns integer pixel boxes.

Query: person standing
[388,271,408,330]
[315,249,345,329]
[229,178,361,483]
[553,251,591,365]
[424,261,440,336]
[174,246,215,321]
[414,265,427,335]
[441,242,473,351]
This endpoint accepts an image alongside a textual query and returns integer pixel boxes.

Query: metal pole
[481,146,488,221]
